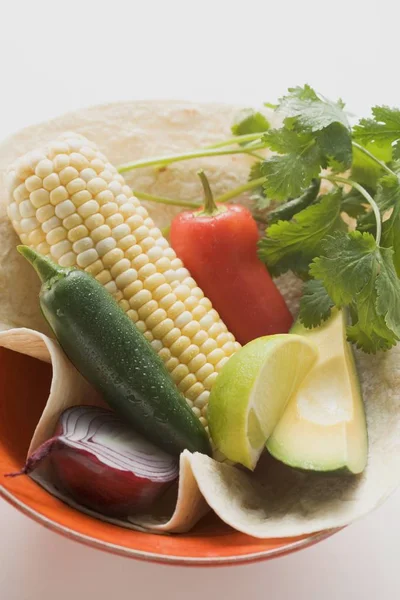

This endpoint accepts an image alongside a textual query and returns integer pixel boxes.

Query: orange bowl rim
[0,483,339,566]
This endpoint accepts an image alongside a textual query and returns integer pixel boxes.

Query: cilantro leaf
[375,174,400,211]
[299,279,335,328]
[247,161,270,210]
[353,106,400,148]
[310,231,400,353]
[381,204,400,277]
[258,191,344,277]
[351,141,392,190]
[277,84,349,132]
[317,122,352,171]
[261,130,321,201]
[261,108,351,201]
[231,109,270,137]
[376,246,400,338]
[310,231,376,306]
[341,189,368,219]
[357,175,400,235]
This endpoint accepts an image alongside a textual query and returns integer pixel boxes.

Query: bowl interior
[0,347,333,565]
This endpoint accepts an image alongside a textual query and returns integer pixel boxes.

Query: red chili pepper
[170,172,293,345]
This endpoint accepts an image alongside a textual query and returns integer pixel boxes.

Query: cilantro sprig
[117,85,400,353]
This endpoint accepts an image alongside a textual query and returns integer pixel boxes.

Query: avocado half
[266,309,368,475]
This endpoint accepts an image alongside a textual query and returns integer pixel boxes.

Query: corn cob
[6,133,241,429]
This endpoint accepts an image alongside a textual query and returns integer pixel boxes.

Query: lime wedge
[208,334,318,470]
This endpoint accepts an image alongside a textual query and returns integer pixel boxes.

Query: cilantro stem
[322,175,382,245]
[132,175,267,210]
[352,142,396,177]
[206,133,263,149]
[215,177,267,203]
[117,144,265,173]
[133,190,199,209]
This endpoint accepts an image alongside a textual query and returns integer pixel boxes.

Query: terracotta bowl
[0,347,335,566]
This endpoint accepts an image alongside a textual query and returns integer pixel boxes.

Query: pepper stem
[197,170,219,216]
[17,246,66,284]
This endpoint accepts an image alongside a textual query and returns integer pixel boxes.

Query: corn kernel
[162,327,181,347]
[171,364,189,383]
[154,257,171,272]
[96,270,112,285]
[185,383,204,402]
[63,213,82,230]
[59,252,77,267]
[143,330,154,343]
[51,239,72,260]
[131,252,149,270]
[181,320,201,338]
[37,241,51,255]
[115,268,138,289]
[105,213,123,228]
[146,308,167,329]
[137,262,156,279]
[68,224,89,243]
[69,153,89,171]
[110,258,131,278]
[19,199,35,218]
[85,213,104,230]
[180,374,197,393]
[129,289,152,310]
[101,202,118,218]
[25,175,42,193]
[127,308,139,322]
[85,259,103,276]
[136,320,146,333]
[30,189,50,209]
[169,336,191,355]
[165,357,180,371]
[150,339,163,353]
[35,159,53,178]
[203,372,218,389]
[188,353,207,373]
[29,228,45,245]
[103,248,124,267]
[77,248,99,268]
[138,299,157,320]
[167,301,185,320]
[153,318,174,339]
[55,200,75,219]
[67,178,86,195]
[53,154,70,172]
[36,204,55,223]
[72,190,92,207]
[59,167,79,186]
[87,177,107,195]
[195,363,214,382]
[123,280,143,299]
[175,311,192,329]
[42,216,61,234]
[47,227,67,245]
[50,186,68,205]
[179,344,199,364]
[146,246,163,262]
[96,237,116,256]
[91,224,112,243]
[112,224,130,240]
[73,237,93,253]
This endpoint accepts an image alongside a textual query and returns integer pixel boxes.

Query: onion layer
[7,406,179,517]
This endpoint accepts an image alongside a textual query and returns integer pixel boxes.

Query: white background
[1,1,399,598]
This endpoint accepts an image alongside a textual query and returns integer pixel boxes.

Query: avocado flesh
[266,310,368,474]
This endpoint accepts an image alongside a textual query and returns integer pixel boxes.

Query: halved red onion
[7,406,179,517]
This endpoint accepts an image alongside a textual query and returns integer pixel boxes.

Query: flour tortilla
[0,101,399,538]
